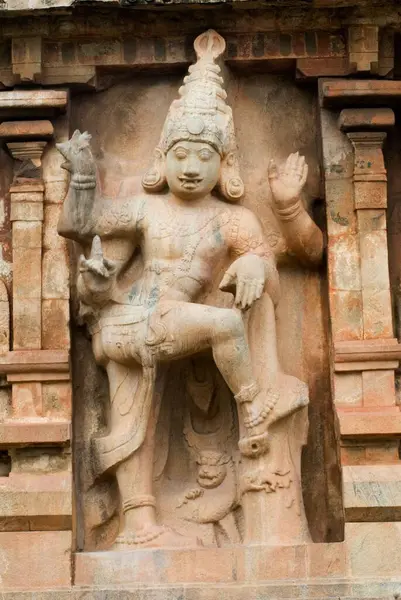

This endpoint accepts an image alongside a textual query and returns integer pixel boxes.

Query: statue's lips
[179,177,203,188]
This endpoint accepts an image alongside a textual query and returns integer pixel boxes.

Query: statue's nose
[183,157,200,178]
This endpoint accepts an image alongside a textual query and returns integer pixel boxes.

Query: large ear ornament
[142,147,167,192]
[218,152,244,202]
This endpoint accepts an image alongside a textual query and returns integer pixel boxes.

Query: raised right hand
[79,235,116,289]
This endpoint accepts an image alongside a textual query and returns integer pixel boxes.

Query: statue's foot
[237,375,309,458]
[112,525,202,550]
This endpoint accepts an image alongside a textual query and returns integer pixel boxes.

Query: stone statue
[57,29,323,549]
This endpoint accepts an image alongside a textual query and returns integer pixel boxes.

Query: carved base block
[2,535,401,596]
[74,543,346,586]
[2,581,401,600]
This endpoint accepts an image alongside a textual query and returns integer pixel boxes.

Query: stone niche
[69,66,341,552]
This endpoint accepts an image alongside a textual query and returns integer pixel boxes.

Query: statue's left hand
[79,235,117,294]
[219,254,265,310]
[268,152,308,209]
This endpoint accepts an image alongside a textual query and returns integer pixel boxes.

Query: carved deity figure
[57,30,323,549]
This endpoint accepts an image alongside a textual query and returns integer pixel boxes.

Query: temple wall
[0,2,399,597]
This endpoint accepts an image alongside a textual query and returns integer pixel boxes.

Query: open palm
[268,152,308,209]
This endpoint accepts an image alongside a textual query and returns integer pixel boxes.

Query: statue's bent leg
[158,303,273,456]
[158,303,255,394]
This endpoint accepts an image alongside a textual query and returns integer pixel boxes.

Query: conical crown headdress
[160,30,235,157]
[142,29,244,201]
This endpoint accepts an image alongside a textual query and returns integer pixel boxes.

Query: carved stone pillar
[0,92,72,590]
[319,82,401,545]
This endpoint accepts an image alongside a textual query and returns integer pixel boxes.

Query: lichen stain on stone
[330,210,349,226]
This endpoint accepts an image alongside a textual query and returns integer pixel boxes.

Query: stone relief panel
[63,30,342,550]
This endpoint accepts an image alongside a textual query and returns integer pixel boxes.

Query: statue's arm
[268,153,324,267]
[220,208,280,309]
[56,130,143,244]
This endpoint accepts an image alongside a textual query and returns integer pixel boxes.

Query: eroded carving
[58,29,323,549]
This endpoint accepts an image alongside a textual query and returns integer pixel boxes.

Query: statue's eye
[175,149,187,160]
[199,150,212,161]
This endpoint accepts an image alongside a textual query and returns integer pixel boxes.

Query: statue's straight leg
[104,361,159,541]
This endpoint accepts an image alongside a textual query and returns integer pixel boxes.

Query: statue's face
[166,141,221,200]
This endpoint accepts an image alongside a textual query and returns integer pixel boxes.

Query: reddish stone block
[0,349,69,372]
[338,407,401,437]
[306,542,347,578]
[330,290,363,342]
[12,221,42,249]
[365,442,400,464]
[10,182,44,194]
[359,230,390,289]
[13,298,41,349]
[0,420,71,446]
[333,372,363,407]
[325,178,356,235]
[0,472,72,519]
[357,209,386,232]
[44,178,68,205]
[320,80,401,107]
[12,246,42,299]
[42,382,71,419]
[0,120,53,139]
[0,280,10,356]
[11,191,44,203]
[338,108,394,131]
[354,181,387,210]
[362,369,395,407]
[346,522,401,577]
[42,249,69,300]
[0,90,67,112]
[320,109,354,181]
[10,201,43,222]
[43,204,65,250]
[297,57,351,78]
[328,234,361,291]
[362,287,393,339]
[42,299,70,350]
[239,544,307,581]
[340,444,366,466]
[11,381,42,418]
[0,530,71,589]
[343,465,401,522]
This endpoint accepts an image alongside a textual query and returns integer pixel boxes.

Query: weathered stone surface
[75,543,348,586]
[0,420,71,445]
[42,299,70,349]
[0,531,71,590]
[362,369,396,407]
[348,25,378,73]
[346,522,401,577]
[0,90,67,113]
[12,298,41,349]
[338,108,395,131]
[343,465,401,521]
[320,79,401,107]
[0,472,72,519]
[0,350,69,373]
[0,120,54,139]
[337,408,401,438]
